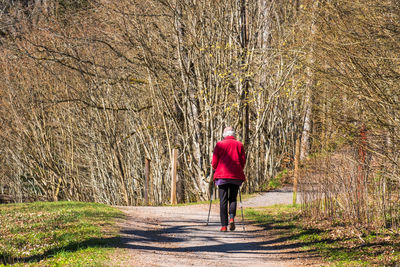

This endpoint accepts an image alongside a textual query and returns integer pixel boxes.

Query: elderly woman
[211,127,246,232]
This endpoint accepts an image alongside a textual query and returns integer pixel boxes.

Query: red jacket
[212,136,246,181]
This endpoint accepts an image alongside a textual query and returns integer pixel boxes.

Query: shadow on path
[114,209,324,264]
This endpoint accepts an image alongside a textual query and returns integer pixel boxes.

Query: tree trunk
[300,0,318,161]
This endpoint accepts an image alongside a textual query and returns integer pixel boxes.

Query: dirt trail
[116,188,321,267]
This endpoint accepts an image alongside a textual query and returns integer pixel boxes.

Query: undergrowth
[245,205,400,266]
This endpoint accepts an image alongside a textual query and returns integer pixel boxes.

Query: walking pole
[206,173,214,226]
[239,187,245,231]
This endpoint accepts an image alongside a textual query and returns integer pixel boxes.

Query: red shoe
[220,226,227,232]
[229,218,235,231]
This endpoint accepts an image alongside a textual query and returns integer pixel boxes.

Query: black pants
[218,184,240,226]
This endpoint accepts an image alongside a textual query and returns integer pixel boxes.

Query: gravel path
[243,187,300,207]
[115,188,320,267]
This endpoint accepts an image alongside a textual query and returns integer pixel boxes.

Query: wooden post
[171,148,178,205]
[357,126,367,214]
[293,138,301,205]
[144,158,151,205]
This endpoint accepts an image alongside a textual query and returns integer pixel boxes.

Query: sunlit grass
[244,204,400,266]
[0,201,124,266]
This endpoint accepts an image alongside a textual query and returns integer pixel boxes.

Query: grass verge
[244,205,400,266]
[0,201,125,266]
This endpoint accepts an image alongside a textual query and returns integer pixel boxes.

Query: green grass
[0,201,125,266]
[260,169,289,191]
[244,205,400,266]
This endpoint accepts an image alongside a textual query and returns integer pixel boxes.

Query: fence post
[357,126,367,216]
[293,138,301,205]
[144,158,151,205]
[171,148,178,205]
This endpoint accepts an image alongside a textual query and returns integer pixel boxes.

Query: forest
[0,0,399,231]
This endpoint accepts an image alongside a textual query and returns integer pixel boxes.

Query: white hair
[223,130,236,138]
